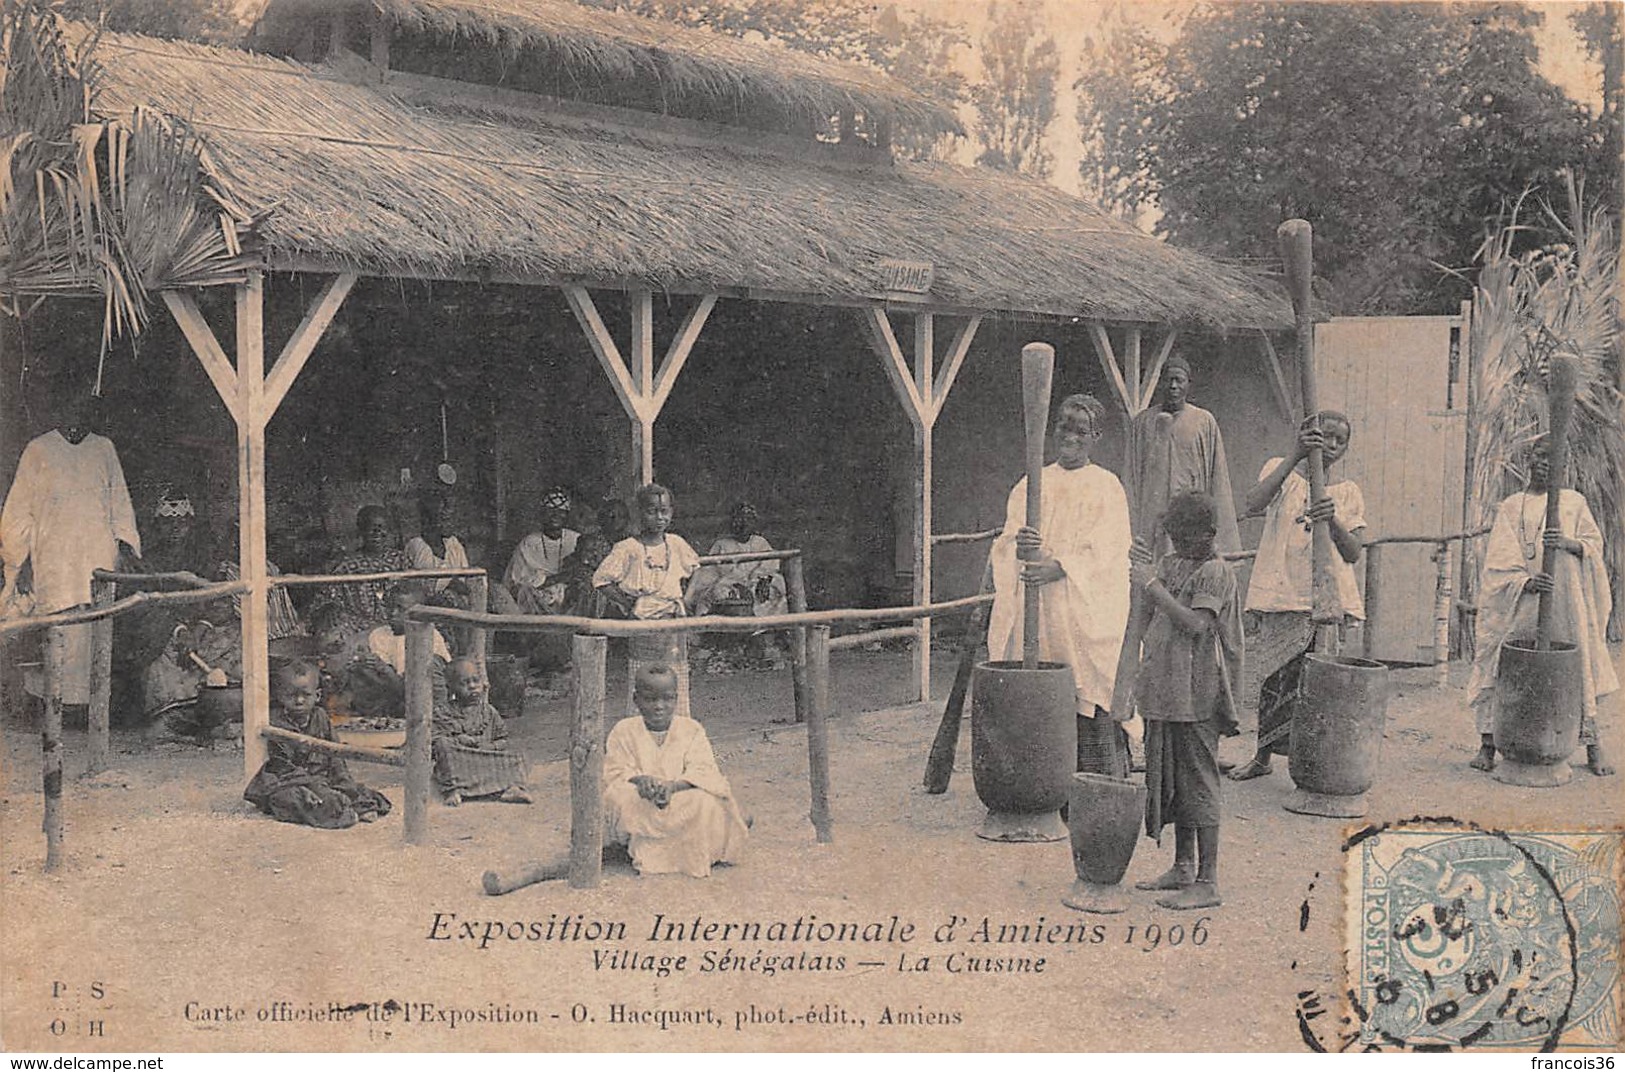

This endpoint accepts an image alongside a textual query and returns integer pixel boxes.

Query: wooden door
[1315,317,1466,664]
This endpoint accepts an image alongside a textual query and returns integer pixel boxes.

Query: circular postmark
[1293,817,1589,1053]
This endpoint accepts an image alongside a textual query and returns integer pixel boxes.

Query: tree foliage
[1075,2,1606,314]
[970,0,1058,179]
[580,0,969,160]
[53,0,244,44]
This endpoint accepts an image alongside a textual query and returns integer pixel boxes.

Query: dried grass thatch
[1467,182,1624,634]
[87,31,1290,329]
[253,0,962,140]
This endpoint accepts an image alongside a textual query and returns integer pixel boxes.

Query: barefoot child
[603,664,749,877]
[1467,436,1616,776]
[593,484,701,718]
[433,657,532,806]
[1130,492,1242,910]
[1230,412,1365,782]
[244,661,392,828]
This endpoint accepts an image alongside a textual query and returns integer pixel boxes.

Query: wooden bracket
[1258,331,1296,420]
[1089,321,1181,416]
[861,307,981,428]
[564,285,717,483]
[1087,321,1133,414]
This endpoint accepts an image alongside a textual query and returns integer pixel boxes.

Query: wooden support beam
[263,272,355,419]
[861,308,926,428]
[570,634,608,888]
[403,619,433,844]
[42,626,63,871]
[785,555,810,725]
[931,315,980,421]
[236,273,271,778]
[913,313,934,703]
[162,291,242,426]
[1087,321,1133,413]
[806,624,834,843]
[563,286,639,420]
[630,289,655,483]
[1257,331,1296,420]
[1140,329,1179,412]
[649,294,716,416]
[1125,326,1142,410]
[87,579,114,775]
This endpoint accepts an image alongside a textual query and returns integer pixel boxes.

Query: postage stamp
[1342,823,1622,1052]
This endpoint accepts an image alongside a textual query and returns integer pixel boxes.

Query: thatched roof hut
[88,24,1291,330]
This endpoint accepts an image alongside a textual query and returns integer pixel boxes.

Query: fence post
[403,619,434,845]
[785,554,809,725]
[1362,543,1384,661]
[569,633,607,889]
[806,624,833,843]
[469,573,489,679]
[42,625,65,871]
[1433,540,1452,686]
[88,578,115,775]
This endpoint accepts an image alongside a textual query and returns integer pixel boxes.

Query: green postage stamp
[1344,823,1622,1051]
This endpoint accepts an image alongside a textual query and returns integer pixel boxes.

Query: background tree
[1075,2,1599,314]
[581,0,968,160]
[970,0,1058,178]
[55,0,244,43]
[1075,1,1159,218]
[1570,3,1623,225]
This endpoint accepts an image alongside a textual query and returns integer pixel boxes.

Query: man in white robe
[603,665,748,877]
[987,394,1132,774]
[1467,439,1616,777]
[1,393,141,705]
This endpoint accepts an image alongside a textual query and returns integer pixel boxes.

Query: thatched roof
[252,0,963,140]
[90,31,1293,329]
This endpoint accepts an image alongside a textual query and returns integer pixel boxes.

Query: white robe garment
[1467,490,1617,739]
[1,431,140,704]
[602,715,748,877]
[987,463,1132,716]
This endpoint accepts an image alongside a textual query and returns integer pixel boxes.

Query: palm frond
[1469,181,1625,636]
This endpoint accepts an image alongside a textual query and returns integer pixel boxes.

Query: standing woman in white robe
[1,393,141,705]
[603,665,748,877]
[987,394,1133,776]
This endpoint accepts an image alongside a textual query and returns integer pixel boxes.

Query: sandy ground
[2,645,1621,1053]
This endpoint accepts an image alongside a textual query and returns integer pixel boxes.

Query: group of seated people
[132,480,771,877]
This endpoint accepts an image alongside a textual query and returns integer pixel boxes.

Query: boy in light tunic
[603,665,748,877]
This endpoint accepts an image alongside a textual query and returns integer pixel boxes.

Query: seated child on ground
[1128,492,1242,911]
[603,664,748,877]
[433,656,532,807]
[345,583,451,717]
[243,661,392,828]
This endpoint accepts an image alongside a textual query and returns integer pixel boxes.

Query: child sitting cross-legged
[433,656,533,807]
[602,664,749,877]
[243,660,392,828]
[343,583,452,718]
[1129,492,1243,911]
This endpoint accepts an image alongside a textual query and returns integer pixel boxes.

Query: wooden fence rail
[403,590,994,885]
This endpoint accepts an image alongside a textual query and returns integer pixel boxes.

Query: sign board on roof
[879,258,934,294]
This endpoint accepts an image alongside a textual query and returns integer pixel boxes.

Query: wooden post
[569,633,607,888]
[913,313,934,703]
[42,626,64,871]
[806,624,833,843]
[87,578,115,775]
[403,619,434,845]
[1432,541,1452,685]
[785,554,809,725]
[630,290,655,484]
[469,574,489,679]
[1363,543,1384,661]
[237,273,272,778]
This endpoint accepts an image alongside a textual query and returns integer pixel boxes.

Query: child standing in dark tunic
[244,661,392,828]
[1129,492,1242,910]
